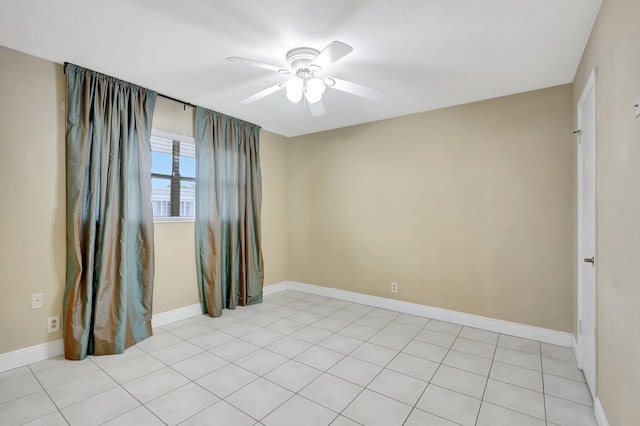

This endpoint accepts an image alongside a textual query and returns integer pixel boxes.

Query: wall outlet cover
[48,316,60,333]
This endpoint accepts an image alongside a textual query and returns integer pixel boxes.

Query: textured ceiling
[0,0,601,137]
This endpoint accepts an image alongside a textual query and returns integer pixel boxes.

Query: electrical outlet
[31,293,43,309]
[390,282,398,293]
[48,316,60,333]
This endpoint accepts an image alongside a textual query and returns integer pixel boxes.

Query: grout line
[402,323,466,426]
[240,291,371,423]
[25,365,71,426]
[179,381,243,423]
[92,354,171,425]
[479,400,549,424]
[336,333,416,424]
[281,293,405,423]
[472,332,499,425]
[221,298,596,420]
[485,374,543,394]
[269,292,592,420]
[391,325,439,424]
[180,291,366,423]
[540,337,548,424]
[100,404,167,425]
[0,375,47,407]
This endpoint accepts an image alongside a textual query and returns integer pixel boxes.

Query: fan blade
[241,82,286,104]
[330,78,384,101]
[308,99,326,117]
[309,41,353,72]
[226,57,289,74]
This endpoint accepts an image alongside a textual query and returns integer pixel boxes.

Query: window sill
[153,217,195,224]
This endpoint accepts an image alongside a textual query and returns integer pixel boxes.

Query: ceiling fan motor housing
[286,47,320,72]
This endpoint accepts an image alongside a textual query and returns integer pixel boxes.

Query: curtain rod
[62,62,260,128]
[63,62,196,110]
[157,93,196,110]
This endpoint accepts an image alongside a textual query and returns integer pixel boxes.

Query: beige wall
[0,47,290,353]
[0,48,66,353]
[288,85,575,332]
[260,130,290,285]
[573,0,640,423]
[152,222,200,313]
[153,97,195,138]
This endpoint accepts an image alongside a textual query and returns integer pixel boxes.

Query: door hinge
[579,320,583,334]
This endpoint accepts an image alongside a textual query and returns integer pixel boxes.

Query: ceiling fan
[226,41,383,117]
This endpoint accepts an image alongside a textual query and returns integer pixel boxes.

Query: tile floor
[0,290,597,425]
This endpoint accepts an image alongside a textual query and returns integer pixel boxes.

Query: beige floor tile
[262,395,337,426]
[431,365,487,399]
[343,389,412,426]
[61,387,139,426]
[416,384,481,426]
[490,361,543,392]
[146,382,218,425]
[264,360,322,392]
[225,378,293,420]
[477,402,546,426]
[367,368,428,405]
[387,352,439,382]
[483,379,545,420]
[328,356,382,387]
[0,391,57,425]
[180,400,255,426]
[443,350,492,376]
[300,373,363,412]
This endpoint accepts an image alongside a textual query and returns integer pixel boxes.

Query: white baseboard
[0,339,64,373]
[1,279,573,372]
[594,398,610,426]
[284,281,573,347]
[151,303,203,328]
[152,281,289,327]
[263,281,288,296]
[572,334,582,369]
[0,303,203,372]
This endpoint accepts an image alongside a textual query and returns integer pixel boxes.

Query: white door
[577,71,596,397]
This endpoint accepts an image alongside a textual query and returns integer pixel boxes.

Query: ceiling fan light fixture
[228,41,381,115]
[286,77,303,103]
[304,77,325,104]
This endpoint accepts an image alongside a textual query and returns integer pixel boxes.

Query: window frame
[150,129,196,224]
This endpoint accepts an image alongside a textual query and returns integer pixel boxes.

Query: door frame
[576,68,597,396]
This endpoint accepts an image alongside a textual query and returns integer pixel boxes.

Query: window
[150,131,196,221]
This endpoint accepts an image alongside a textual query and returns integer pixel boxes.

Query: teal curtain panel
[64,64,157,359]
[195,107,264,317]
